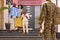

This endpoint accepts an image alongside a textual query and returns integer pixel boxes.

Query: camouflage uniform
[39,0,58,40]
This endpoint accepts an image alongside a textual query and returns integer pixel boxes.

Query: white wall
[51,0,56,5]
[3,0,8,30]
[57,0,60,7]
[35,6,40,29]
[56,0,60,32]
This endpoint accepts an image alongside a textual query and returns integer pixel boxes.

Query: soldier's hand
[40,24,42,29]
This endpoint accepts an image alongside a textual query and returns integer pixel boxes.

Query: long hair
[46,0,50,1]
[18,4,23,9]
[13,3,16,7]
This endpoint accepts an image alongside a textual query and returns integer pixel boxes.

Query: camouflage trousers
[43,24,57,40]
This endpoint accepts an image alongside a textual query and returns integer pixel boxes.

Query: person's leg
[51,25,57,40]
[10,18,15,31]
[14,18,17,30]
[44,25,51,40]
[10,18,12,30]
[25,21,28,34]
[18,27,22,32]
[12,18,15,30]
[22,21,25,33]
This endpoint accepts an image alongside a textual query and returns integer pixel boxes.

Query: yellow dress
[15,15,23,28]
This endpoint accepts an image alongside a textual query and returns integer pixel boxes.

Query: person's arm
[25,14,29,19]
[16,9,21,18]
[39,4,46,25]
[10,8,13,18]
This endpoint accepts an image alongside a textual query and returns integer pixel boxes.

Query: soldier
[39,0,58,40]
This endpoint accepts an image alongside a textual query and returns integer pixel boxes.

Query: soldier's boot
[51,26,57,40]
[44,29,51,40]
[52,33,57,40]
[44,33,51,40]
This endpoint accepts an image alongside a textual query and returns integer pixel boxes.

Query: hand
[10,16,13,18]
[16,16,19,18]
[38,21,42,29]
[40,24,42,29]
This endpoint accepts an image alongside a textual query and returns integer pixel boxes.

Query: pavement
[0,36,59,40]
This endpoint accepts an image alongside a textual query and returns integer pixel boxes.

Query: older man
[10,3,20,31]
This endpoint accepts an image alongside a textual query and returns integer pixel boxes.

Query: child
[22,10,29,34]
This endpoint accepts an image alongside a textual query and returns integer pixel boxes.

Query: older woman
[15,5,23,32]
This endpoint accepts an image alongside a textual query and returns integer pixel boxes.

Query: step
[0,29,39,36]
[0,30,60,39]
[0,36,43,40]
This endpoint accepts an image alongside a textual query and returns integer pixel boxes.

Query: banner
[6,0,46,5]
[19,0,42,5]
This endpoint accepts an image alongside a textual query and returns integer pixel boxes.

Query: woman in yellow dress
[15,5,23,32]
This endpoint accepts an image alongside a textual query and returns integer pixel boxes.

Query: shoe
[23,32,25,34]
[26,32,29,34]
[18,31,22,32]
[10,30,12,32]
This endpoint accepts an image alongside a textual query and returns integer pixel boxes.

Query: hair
[18,4,23,9]
[13,3,16,7]
[22,10,27,14]
[46,0,50,1]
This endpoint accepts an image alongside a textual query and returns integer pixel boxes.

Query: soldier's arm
[39,4,46,24]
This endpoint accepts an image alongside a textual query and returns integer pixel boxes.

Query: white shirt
[22,13,29,21]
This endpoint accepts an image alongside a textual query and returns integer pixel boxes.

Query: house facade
[0,0,60,33]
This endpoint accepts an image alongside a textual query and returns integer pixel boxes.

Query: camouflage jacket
[39,1,58,25]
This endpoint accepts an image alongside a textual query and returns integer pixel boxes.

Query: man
[10,3,20,31]
[22,10,29,34]
[39,0,58,40]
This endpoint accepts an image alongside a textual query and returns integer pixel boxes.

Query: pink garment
[13,0,19,5]
[12,0,46,6]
